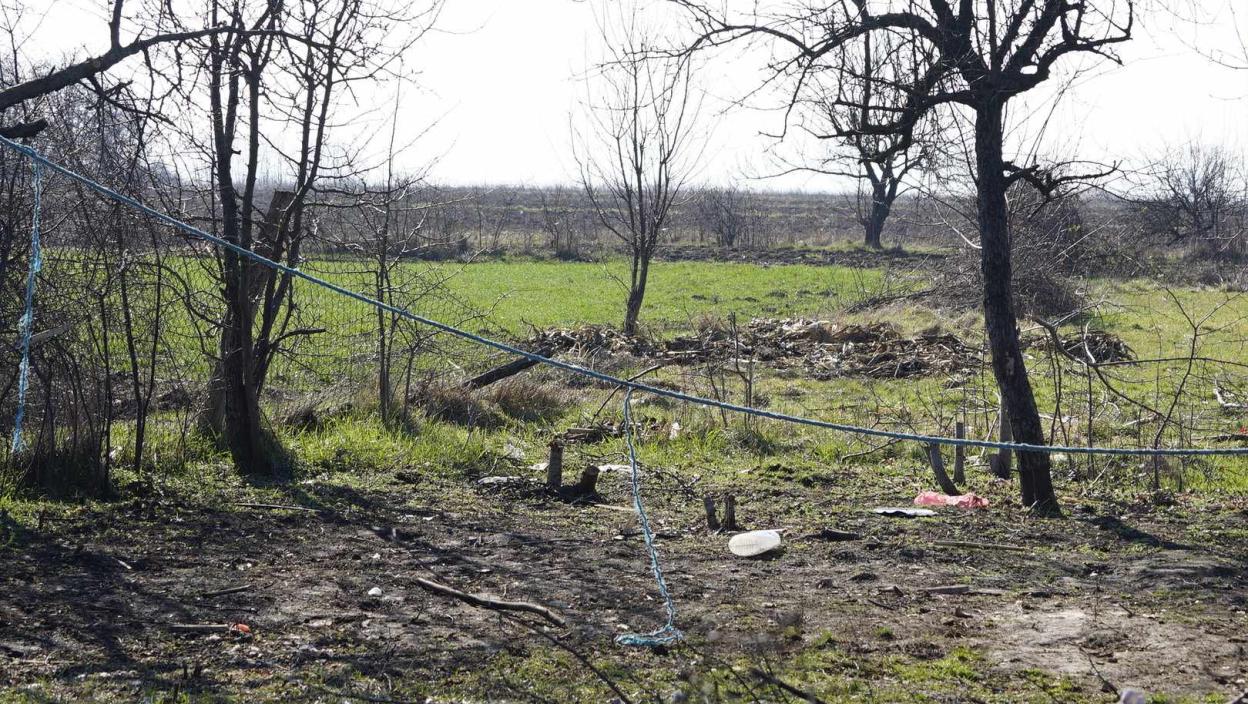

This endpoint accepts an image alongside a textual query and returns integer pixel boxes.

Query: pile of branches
[784,322,979,379]
[1028,328,1135,364]
[529,325,661,358]
[531,319,980,380]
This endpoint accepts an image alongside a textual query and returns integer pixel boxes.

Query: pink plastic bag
[913,491,989,509]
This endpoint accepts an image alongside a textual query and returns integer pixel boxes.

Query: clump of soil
[531,318,980,379]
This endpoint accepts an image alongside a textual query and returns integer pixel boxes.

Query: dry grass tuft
[412,381,503,428]
[485,379,577,424]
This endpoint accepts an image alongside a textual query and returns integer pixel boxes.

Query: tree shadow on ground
[0,479,667,700]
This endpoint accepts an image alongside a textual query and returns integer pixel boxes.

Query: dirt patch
[985,600,1243,693]
[531,319,980,380]
[2,474,1245,701]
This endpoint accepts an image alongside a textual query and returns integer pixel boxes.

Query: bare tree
[575,2,703,336]
[1137,143,1244,257]
[0,0,328,138]
[784,30,936,249]
[671,0,1136,514]
[692,185,759,248]
[538,187,593,259]
[182,0,440,474]
[314,110,474,427]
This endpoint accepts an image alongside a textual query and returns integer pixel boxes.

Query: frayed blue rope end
[615,627,684,648]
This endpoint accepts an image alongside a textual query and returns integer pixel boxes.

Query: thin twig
[199,584,252,599]
[415,576,566,627]
[504,613,635,704]
[589,364,664,422]
[931,540,1029,553]
[749,667,827,704]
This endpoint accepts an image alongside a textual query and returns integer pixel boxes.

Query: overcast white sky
[31,0,1248,191]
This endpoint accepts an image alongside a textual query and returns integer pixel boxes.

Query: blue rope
[4,134,1248,460]
[615,388,683,648]
[10,160,41,455]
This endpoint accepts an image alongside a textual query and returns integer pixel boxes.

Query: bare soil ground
[2,463,1244,702]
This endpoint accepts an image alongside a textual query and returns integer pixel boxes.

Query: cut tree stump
[576,464,600,495]
[704,494,720,532]
[722,494,738,531]
[545,440,563,491]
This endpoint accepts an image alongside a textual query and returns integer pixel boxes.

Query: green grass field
[427,259,882,333]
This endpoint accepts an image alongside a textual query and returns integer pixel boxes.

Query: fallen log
[800,528,861,542]
[415,576,565,627]
[465,346,554,389]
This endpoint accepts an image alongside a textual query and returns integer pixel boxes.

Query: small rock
[366,587,383,597]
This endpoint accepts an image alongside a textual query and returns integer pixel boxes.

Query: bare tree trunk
[975,100,1059,515]
[203,111,286,476]
[622,254,650,336]
[376,265,393,424]
[216,294,274,475]
[863,182,891,250]
[202,191,294,453]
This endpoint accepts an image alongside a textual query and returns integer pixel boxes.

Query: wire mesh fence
[0,138,505,494]
[6,134,1248,500]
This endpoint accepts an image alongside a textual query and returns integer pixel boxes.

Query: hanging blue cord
[615,388,683,648]
[10,160,41,455]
